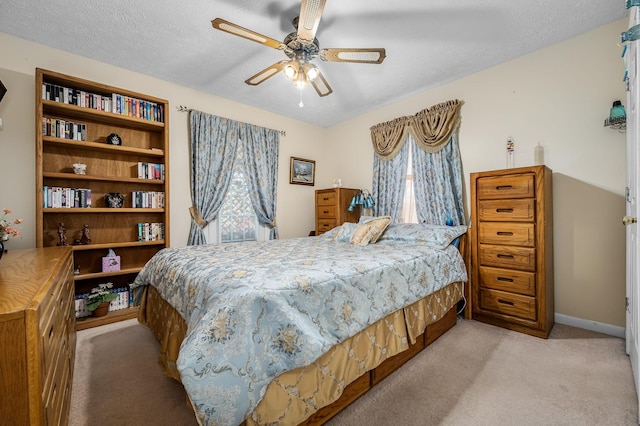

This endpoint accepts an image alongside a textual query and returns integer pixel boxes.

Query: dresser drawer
[478,222,535,247]
[317,219,337,234]
[478,199,535,222]
[479,244,536,271]
[316,204,337,219]
[479,266,535,296]
[480,288,536,321]
[477,174,535,200]
[316,191,337,206]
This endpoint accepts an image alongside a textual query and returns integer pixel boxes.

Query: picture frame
[289,157,315,186]
[0,80,6,103]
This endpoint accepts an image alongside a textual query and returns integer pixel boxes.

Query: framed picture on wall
[289,157,315,186]
[0,80,6,103]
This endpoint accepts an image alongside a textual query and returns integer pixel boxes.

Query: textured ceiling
[0,0,626,127]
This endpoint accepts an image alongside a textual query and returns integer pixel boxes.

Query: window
[205,143,269,243]
[400,145,418,223]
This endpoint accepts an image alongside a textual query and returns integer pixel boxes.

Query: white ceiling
[0,0,626,127]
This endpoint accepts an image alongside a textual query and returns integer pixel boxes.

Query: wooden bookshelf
[35,68,170,329]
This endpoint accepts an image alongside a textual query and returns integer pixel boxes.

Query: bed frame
[299,304,459,425]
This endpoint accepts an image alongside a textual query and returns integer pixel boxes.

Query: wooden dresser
[315,188,360,235]
[470,165,554,338]
[0,247,76,425]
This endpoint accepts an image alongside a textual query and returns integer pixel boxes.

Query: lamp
[605,99,626,131]
[348,190,375,212]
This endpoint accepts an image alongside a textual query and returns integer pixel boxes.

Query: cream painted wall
[326,20,628,327]
[0,32,331,249]
[0,19,629,327]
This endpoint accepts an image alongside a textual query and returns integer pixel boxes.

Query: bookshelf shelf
[36,68,170,330]
[44,136,165,157]
[43,172,165,185]
[75,306,140,331]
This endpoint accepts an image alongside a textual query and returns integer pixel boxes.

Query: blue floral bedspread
[132,233,467,425]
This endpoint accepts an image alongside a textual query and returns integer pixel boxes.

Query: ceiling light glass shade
[303,63,319,81]
[284,61,299,79]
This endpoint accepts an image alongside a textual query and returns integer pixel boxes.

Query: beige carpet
[69,318,638,426]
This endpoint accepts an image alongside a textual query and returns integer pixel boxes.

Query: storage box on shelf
[35,68,170,330]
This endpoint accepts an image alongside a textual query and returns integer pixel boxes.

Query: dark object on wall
[104,192,125,208]
[106,133,122,145]
[0,80,6,103]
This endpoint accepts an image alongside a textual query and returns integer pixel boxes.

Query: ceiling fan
[211,0,386,98]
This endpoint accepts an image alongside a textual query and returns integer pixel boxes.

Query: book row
[42,117,87,141]
[43,186,92,208]
[42,82,165,123]
[138,222,165,242]
[137,162,165,180]
[132,191,165,208]
[75,285,132,318]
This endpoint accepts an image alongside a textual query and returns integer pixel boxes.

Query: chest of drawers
[315,188,360,236]
[470,166,554,338]
[0,247,76,425]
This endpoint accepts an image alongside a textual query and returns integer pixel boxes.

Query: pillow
[350,216,392,246]
[332,222,359,243]
[378,223,467,249]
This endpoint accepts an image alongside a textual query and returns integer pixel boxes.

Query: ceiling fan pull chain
[299,88,304,108]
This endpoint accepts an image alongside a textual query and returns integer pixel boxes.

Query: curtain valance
[370,99,463,159]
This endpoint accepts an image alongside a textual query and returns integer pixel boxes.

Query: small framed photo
[289,157,315,186]
[0,80,6,103]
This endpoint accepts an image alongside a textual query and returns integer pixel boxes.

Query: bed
[132,219,469,426]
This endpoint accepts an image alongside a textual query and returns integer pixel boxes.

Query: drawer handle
[496,208,513,213]
[498,299,515,306]
[497,277,514,282]
[496,231,513,236]
[323,210,330,214]
[496,185,513,190]
[497,254,514,259]
[323,197,329,201]
[322,224,329,228]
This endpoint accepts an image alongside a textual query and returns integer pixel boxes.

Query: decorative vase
[104,192,124,208]
[92,302,110,317]
[0,240,4,260]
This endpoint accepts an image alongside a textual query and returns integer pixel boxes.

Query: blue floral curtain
[411,132,465,225]
[370,100,465,225]
[188,111,239,245]
[240,124,280,239]
[372,140,409,221]
[188,110,280,245]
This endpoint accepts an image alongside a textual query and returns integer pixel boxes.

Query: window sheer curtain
[370,99,465,225]
[188,110,280,245]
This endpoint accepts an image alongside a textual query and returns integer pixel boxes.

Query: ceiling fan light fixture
[304,63,319,81]
[284,61,299,80]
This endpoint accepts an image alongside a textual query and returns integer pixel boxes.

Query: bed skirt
[138,281,463,425]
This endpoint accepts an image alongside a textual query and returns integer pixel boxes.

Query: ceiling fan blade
[245,61,287,86]
[319,48,387,64]
[297,0,326,43]
[310,70,333,97]
[212,18,286,51]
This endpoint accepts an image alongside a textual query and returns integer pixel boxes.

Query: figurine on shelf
[73,224,92,245]
[57,222,67,246]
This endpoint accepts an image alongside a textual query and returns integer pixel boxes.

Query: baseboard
[554,313,625,338]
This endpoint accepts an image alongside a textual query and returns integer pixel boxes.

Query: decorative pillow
[350,216,392,246]
[378,223,467,249]
[333,222,359,243]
